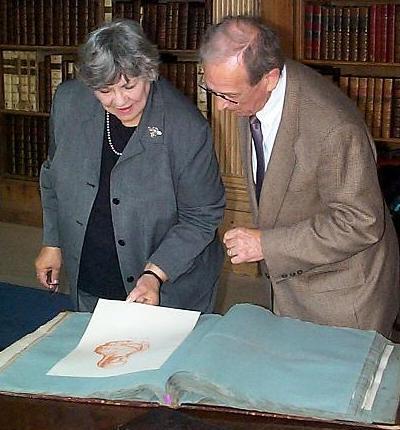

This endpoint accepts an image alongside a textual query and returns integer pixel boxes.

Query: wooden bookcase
[262,0,400,166]
[0,0,213,226]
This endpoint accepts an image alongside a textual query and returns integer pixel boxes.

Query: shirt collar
[255,65,286,127]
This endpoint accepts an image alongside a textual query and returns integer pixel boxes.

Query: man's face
[202,58,278,117]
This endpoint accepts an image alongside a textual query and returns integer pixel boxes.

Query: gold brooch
[148,126,162,138]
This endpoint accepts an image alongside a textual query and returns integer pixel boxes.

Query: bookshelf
[0,0,213,226]
[262,0,400,166]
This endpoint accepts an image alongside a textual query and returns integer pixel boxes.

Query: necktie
[249,115,265,204]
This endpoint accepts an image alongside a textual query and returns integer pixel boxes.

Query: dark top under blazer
[40,77,225,312]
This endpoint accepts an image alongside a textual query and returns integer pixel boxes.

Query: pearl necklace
[106,111,123,156]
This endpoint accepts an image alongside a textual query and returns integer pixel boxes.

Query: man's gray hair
[77,19,159,89]
[199,15,284,86]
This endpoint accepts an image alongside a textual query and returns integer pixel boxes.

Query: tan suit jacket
[239,60,399,336]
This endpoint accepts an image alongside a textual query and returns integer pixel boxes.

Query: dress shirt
[251,65,286,182]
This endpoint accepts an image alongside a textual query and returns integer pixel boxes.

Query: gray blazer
[239,60,399,336]
[40,78,225,312]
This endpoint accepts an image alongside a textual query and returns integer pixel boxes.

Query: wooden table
[1,393,397,430]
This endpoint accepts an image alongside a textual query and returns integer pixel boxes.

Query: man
[199,15,399,336]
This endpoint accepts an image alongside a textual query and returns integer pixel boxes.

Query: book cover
[0,303,399,425]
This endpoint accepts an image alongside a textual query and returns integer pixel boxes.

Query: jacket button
[266,274,270,279]
[297,270,303,275]
[118,239,125,246]
[290,272,296,277]
[281,273,288,278]
[127,276,134,282]
[112,198,120,205]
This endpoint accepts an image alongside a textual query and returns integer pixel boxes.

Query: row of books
[2,51,76,113]
[0,0,208,50]
[0,0,101,46]
[2,50,207,115]
[304,3,400,63]
[120,1,209,50]
[6,115,49,178]
[338,76,400,139]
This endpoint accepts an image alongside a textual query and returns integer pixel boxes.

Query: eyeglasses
[198,84,239,105]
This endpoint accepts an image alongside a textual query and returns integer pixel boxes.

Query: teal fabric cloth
[0,304,399,424]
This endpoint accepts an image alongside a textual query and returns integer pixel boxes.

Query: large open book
[0,303,399,425]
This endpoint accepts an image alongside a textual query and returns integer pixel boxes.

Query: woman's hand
[126,273,161,305]
[35,246,62,292]
[126,264,167,305]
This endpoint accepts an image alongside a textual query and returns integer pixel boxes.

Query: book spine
[365,77,375,132]
[334,6,343,60]
[177,2,189,50]
[45,0,54,45]
[69,0,79,46]
[368,4,377,62]
[9,116,17,175]
[304,3,314,59]
[341,7,351,61]
[26,0,36,45]
[23,116,33,177]
[27,51,38,112]
[358,7,369,62]
[35,0,45,45]
[327,6,336,61]
[157,3,167,49]
[78,0,89,44]
[382,78,393,139]
[386,4,396,63]
[391,78,400,138]
[20,0,28,45]
[7,0,16,44]
[348,76,359,104]
[372,78,383,138]
[187,3,200,50]
[379,4,388,63]
[320,6,330,60]
[0,0,7,44]
[395,6,400,63]
[196,63,208,119]
[349,6,359,62]
[311,4,321,59]
[357,77,368,119]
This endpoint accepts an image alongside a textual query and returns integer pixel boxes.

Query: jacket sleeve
[39,91,60,247]
[262,123,385,280]
[147,122,225,282]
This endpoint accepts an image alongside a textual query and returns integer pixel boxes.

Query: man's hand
[223,227,264,264]
[35,246,62,291]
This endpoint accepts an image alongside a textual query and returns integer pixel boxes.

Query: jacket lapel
[240,62,300,228]
[117,81,164,164]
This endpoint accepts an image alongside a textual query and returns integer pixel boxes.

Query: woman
[35,19,225,312]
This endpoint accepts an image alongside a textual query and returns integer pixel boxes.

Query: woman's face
[94,75,151,126]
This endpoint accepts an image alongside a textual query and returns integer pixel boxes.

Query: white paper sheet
[47,299,200,377]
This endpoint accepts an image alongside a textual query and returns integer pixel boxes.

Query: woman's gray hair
[199,15,284,86]
[77,19,159,89]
